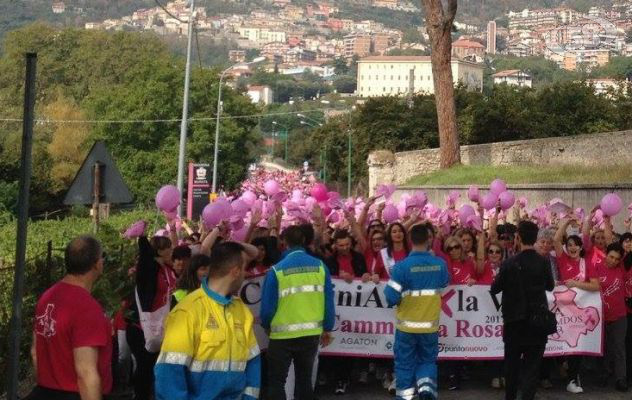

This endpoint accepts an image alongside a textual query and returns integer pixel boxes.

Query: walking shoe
[491,377,501,389]
[615,379,629,392]
[358,371,368,384]
[541,379,553,389]
[419,393,434,400]
[335,381,348,395]
[388,378,396,395]
[566,379,583,394]
[448,374,460,390]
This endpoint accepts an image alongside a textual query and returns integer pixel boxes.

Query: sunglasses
[488,249,502,255]
[446,245,461,251]
[499,235,513,241]
[372,236,385,241]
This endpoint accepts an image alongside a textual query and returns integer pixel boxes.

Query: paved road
[315,381,630,400]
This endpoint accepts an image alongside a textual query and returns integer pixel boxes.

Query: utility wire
[0,109,331,124]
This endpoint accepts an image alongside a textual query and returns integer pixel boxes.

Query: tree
[333,76,357,94]
[44,94,90,193]
[332,57,349,75]
[421,0,460,168]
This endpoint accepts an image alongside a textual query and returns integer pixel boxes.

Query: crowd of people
[26,172,632,400]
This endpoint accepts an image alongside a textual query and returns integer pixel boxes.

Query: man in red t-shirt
[592,242,628,392]
[27,235,112,400]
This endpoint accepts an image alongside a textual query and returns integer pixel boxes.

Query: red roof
[452,39,485,49]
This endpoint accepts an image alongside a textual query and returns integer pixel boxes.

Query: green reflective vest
[269,263,326,340]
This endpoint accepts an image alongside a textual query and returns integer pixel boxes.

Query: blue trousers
[394,330,438,400]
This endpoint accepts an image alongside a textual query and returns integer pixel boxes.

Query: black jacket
[491,249,554,325]
[325,250,367,277]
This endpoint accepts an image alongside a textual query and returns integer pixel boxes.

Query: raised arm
[244,208,263,244]
[200,226,221,256]
[554,217,571,258]
[358,196,377,229]
[603,216,616,245]
[345,209,367,252]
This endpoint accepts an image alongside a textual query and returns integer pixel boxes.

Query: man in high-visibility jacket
[154,242,261,400]
[260,225,335,400]
[384,224,449,400]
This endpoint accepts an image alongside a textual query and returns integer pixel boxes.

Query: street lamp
[272,120,289,162]
[212,56,266,194]
[176,0,196,216]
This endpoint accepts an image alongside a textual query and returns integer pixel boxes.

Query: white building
[492,70,533,87]
[356,56,484,97]
[247,85,274,105]
[586,78,628,96]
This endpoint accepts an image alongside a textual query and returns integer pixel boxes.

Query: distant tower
[486,20,497,54]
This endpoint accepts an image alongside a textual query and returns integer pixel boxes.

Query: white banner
[238,277,603,360]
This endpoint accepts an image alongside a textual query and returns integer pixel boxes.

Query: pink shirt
[447,258,476,285]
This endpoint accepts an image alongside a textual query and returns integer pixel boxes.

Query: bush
[0,208,160,393]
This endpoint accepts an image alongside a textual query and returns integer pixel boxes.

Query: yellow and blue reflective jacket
[384,251,449,334]
[155,278,261,400]
[260,248,335,339]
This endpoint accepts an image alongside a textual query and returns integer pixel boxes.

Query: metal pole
[92,162,102,233]
[284,129,288,162]
[347,131,352,196]
[211,71,224,194]
[176,0,195,216]
[6,52,37,400]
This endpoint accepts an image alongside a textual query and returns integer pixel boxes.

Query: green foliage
[591,56,632,79]
[312,81,632,193]
[0,208,159,389]
[406,163,632,186]
[333,76,357,94]
[0,24,261,213]
[489,55,582,87]
[386,48,429,56]
[249,68,331,103]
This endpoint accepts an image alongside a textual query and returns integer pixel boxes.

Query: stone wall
[367,130,632,193]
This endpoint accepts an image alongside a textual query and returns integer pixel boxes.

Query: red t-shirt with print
[556,252,596,282]
[477,260,501,285]
[592,259,627,322]
[34,282,112,394]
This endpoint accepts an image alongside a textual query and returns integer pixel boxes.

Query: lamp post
[272,120,289,162]
[175,0,195,216]
[347,106,356,197]
[211,56,266,194]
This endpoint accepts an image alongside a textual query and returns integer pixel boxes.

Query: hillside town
[62,0,632,99]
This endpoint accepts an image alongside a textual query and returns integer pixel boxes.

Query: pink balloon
[124,220,147,239]
[240,191,257,206]
[459,204,476,225]
[498,191,515,211]
[467,185,480,202]
[231,199,250,217]
[155,185,180,212]
[264,180,280,196]
[481,192,498,211]
[310,183,329,202]
[202,199,232,228]
[383,204,399,223]
[518,197,528,209]
[601,193,623,217]
[490,179,507,196]
[466,214,483,232]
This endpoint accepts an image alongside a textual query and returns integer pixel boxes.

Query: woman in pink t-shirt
[553,216,600,394]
